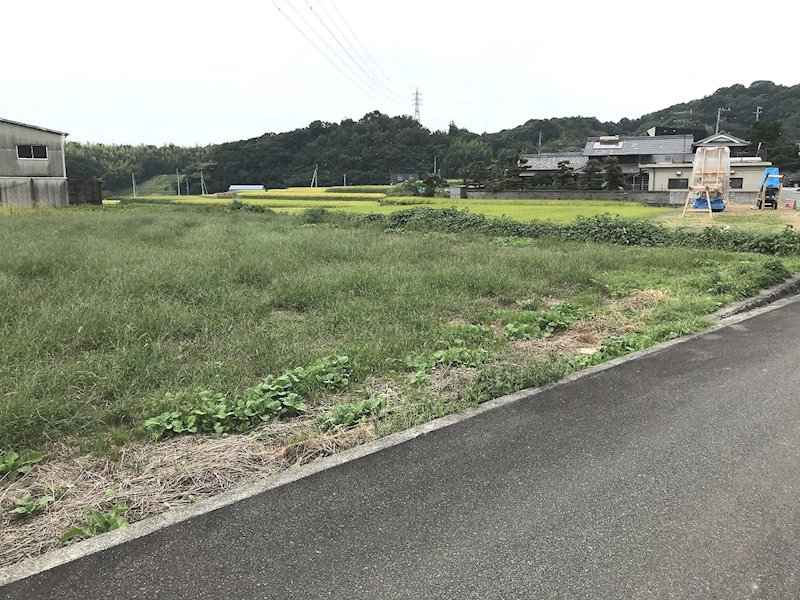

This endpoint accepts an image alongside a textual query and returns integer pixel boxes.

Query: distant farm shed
[228,184,266,191]
[0,117,69,207]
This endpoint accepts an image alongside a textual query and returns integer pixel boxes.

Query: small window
[729,177,743,189]
[16,145,47,159]
[668,178,688,189]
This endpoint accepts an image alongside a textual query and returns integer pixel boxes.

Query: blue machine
[756,167,782,209]
[693,193,726,212]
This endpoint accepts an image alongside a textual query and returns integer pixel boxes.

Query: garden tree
[484,155,527,192]
[578,159,604,189]
[602,157,628,190]
[441,138,493,179]
[552,160,576,189]
[419,172,446,197]
[457,161,485,185]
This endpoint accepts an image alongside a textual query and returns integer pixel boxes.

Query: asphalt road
[5,299,800,599]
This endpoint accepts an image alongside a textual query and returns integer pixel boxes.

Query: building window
[667,178,688,189]
[729,178,743,189]
[17,145,48,159]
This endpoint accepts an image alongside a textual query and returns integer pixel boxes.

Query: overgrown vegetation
[317,394,389,432]
[143,356,351,440]
[0,206,796,451]
[330,208,800,257]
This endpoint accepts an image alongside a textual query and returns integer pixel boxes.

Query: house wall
[0,121,68,207]
[645,164,768,193]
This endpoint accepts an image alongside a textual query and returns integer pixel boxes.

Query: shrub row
[322,207,800,256]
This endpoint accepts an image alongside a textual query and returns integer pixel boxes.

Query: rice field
[124,193,671,223]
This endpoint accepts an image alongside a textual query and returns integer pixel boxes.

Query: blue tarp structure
[759,167,782,190]
[693,194,726,212]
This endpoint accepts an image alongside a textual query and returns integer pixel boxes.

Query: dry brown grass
[0,419,377,567]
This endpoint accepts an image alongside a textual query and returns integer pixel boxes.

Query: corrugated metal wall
[0,122,65,178]
[0,178,69,207]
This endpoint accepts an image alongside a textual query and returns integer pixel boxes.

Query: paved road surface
[4,300,800,599]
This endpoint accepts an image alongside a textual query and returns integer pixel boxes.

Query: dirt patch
[512,290,666,359]
[0,420,376,567]
[607,289,668,313]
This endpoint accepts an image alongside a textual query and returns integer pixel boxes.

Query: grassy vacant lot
[1,204,795,451]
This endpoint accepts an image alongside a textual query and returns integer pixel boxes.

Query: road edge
[2,292,799,587]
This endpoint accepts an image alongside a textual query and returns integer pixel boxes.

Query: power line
[323,0,406,97]
[302,0,399,105]
[311,0,402,102]
[282,0,386,102]
[269,0,380,102]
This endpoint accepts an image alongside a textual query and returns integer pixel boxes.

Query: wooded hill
[66,80,800,194]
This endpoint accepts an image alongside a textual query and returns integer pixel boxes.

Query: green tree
[552,160,576,189]
[747,119,800,172]
[602,157,628,190]
[578,159,604,189]
[442,139,493,179]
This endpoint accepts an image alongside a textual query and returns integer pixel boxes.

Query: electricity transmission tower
[413,88,422,122]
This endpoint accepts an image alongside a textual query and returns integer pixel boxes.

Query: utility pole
[200,171,208,195]
[412,87,421,123]
[343,173,347,186]
[754,106,763,122]
[310,164,318,188]
[538,131,543,154]
[715,107,731,134]
[131,174,137,198]
[433,156,437,174]
[176,169,181,196]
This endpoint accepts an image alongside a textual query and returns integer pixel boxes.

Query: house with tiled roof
[518,129,769,193]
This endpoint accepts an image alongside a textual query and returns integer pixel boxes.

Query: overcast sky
[4,0,798,146]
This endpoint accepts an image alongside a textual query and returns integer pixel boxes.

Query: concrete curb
[2,293,799,588]
[712,273,800,320]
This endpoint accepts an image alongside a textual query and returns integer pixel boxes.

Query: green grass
[0,204,795,451]
[655,207,799,234]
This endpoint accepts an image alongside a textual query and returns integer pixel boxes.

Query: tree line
[66,81,800,194]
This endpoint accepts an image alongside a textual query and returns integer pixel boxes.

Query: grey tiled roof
[519,152,588,172]
[583,135,694,156]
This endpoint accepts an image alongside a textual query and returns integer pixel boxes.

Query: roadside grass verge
[1,205,795,451]
[1,204,797,564]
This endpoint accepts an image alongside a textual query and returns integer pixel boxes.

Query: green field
[1,205,795,451]
[125,194,671,223]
